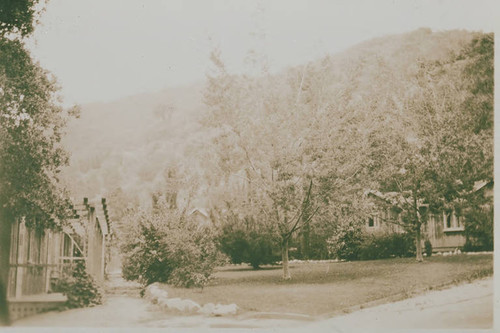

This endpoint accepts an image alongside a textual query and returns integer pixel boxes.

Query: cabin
[365,181,493,252]
[6,198,111,321]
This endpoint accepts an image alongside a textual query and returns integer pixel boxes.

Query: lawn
[161,254,493,317]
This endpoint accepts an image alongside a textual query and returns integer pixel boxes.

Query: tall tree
[0,1,76,325]
[203,50,322,279]
[373,33,494,261]
[203,50,382,278]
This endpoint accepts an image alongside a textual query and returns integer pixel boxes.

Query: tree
[0,1,76,325]
[202,50,380,278]
[373,33,493,261]
[0,0,44,38]
[203,50,326,279]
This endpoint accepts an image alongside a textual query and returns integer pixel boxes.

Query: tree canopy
[0,0,43,38]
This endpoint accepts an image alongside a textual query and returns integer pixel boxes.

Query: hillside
[61,82,206,205]
[59,28,483,222]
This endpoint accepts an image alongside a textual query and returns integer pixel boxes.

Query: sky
[26,0,497,106]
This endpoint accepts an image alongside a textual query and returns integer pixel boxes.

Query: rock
[144,283,168,302]
[214,303,238,316]
[181,299,202,313]
[143,283,236,316]
[201,303,239,316]
[199,303,216,315]
[162,298,201,313]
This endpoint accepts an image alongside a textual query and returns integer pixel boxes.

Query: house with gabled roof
[364,180,493,252]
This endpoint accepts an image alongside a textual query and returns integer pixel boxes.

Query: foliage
[358,232,416,261]
[56,260,102,309]
[326,220,365,261]
[0,3,74,326]
[296,228,331,260]
[0,0,44,38]
[464,207,493,252]
[121,204,226,288]
[217,215,279,269]
[424,239,433,257]
[370,33,494,261]
[0,38,78,229]
[58,31,492,269]
[327,220,416,261]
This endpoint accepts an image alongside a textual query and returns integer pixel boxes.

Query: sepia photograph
[0,0,496,332]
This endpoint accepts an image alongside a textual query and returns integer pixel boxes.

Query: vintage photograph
[0,0,495,331]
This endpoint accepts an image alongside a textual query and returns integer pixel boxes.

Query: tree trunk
[300,226,310,260]
[281,238,291,280]
[415,221,423,262]
[412,191,423,262]
[0,209,12,326]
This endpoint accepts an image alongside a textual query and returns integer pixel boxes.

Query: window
[444,211,464,231]
[368,217,374,227]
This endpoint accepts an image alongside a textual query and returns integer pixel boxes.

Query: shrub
[464,207,493,252]
[121,222,172,284]
[424,239,433,257]
[218,228,250,265]
[358,232,415,260]
[218,219,279,269]
[56,260,102,309]
[121,206,226,288]
[297,228,332,260]
[326,221,365,261]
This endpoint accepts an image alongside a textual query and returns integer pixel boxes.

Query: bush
[121,206,226,288]
[424,239,433,257]
[358,232,415,260]
[296,228,331,260]
[218,220,279,269]
[464,207,493,252]
[326,221,365,261]
[56,260,102,309]
[121,222,173,284]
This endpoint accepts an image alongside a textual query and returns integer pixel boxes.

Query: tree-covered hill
[59,28,491,235]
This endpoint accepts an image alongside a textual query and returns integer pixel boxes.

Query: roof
[67,198,111,236]
[366,179,493,208]
[188,207,209,217]
[366,189,427,207]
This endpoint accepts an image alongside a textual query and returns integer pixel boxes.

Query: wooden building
[365,181,493,252]
[6,198,111,321]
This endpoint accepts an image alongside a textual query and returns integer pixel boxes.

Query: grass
[161,254,493,317]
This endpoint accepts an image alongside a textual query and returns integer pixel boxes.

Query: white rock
[182,299,202,312]
[213,303,239,316]
[199,303,216,315]
[144,283,169,303]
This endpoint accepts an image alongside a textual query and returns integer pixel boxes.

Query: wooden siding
[425,214,466,251]
[7,219,59,298]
